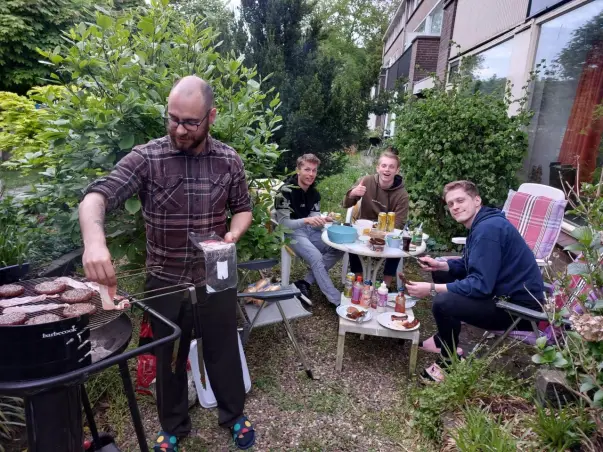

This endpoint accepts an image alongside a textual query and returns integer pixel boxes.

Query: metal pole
[118,361,149,452]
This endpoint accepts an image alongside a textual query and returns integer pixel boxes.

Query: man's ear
[208,107,217,125]
[475,195,482,206]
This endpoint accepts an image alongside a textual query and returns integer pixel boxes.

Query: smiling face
[376,156,399,187]
[445,188,482,228]
[297,161,318,190]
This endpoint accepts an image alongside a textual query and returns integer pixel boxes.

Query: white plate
[376,311,420,332]
[336,305,372,323]
[386,293,417,309]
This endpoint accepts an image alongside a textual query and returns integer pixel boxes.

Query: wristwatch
[430,282,437,297]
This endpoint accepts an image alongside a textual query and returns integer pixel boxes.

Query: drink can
[386,212,396,232]
[343,272,355,298]
[377,212,387,231]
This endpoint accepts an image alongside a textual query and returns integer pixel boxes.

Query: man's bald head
[170,76,214,109]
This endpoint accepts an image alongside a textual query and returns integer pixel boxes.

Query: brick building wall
[410,36,441,82]
[436,0,458,81]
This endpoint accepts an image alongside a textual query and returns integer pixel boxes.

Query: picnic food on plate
[60,289,95,304]
[0,312,28,326]
[0,284,25,298]
[63,303,97,318]
[34,281,67,295]
[243,278,280,305]
[391,313,408,321]
[346,306,367,320]
[401,318,419,329]
[25,314,63,325]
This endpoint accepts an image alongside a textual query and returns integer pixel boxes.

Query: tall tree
[0,0,98,93]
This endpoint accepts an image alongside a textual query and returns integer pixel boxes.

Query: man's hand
[418,256,448,272]
[350,179,367,198]
[304,216,328,227]
[406,281,431,298]
[224,232,239,243]
[82,243,117,288]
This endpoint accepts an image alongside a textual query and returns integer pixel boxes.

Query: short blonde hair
[443,180,480,199]
[378,150,400,168]
[296,153,321,169]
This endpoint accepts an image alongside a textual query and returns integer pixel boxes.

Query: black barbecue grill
[0,274,190,452]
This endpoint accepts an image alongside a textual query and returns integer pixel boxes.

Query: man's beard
[169,124,209,155]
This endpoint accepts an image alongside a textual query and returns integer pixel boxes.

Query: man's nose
[176,124,187,134]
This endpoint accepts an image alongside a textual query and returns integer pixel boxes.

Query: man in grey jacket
[274,154,343,306]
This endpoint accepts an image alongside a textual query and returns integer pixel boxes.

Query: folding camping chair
[236,259,315,379]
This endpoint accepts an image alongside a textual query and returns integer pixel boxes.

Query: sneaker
[294,279,312,299]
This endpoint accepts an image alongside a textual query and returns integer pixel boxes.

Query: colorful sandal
[421,362,446,383]
[153,431,179,452]
[230,415,256,450]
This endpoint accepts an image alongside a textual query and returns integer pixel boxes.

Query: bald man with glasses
[78,76,256,450]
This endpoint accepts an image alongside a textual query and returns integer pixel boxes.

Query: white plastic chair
[451,183,566,268]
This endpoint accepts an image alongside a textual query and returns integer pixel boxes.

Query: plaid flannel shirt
[85,135,251,284]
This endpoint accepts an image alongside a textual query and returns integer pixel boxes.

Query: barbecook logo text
[42,325,77,338]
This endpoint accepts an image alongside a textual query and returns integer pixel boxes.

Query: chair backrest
[345,198,361,223]
[502,184,567,260]
[518,183,565,201]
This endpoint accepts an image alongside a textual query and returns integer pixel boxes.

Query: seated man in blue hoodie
[275,153,344,306]
[406,180,544,381]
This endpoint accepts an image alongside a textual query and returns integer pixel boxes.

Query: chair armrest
[238,287,301,301]
[495,300,548,321]
[452,237,466,245]
[536,258,548,267]
[237,259,279,271]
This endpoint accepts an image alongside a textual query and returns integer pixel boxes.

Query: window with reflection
[526,0,603,196]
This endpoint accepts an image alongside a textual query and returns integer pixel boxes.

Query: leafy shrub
[391,61,534,241]
[532,175,603,410]
[530,405,594,450]
[10,0,286,264]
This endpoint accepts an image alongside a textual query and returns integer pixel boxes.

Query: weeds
[530,404,595,450]
[451,405,517,452]
[0,396,25,452]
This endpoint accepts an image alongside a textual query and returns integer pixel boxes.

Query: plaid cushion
[502,189,567,259]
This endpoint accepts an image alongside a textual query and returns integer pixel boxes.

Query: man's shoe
[294,279,312,299]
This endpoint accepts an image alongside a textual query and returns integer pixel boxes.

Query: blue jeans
[288,226,344,305]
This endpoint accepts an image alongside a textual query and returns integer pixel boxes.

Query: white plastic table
[321,229,428,282]
[335,295,420,375]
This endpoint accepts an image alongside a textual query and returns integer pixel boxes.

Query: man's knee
[432,292,457,315]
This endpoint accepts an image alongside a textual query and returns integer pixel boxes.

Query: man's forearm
[230,211,253,240]
[79,193,108,246]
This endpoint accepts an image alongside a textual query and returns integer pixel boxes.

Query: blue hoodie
[446,206,544,309]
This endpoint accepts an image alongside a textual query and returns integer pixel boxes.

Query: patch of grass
[317,153,374,214]
[530,405,595,451]
[306,385,351,414]
[0,168,40,190]
[412,351,531,441]
[451,405,517,452]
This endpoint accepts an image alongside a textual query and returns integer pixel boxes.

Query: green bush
[451,405,517,452]
[11,0,286,264]
[530,405,594,450]
[391,63,533,241]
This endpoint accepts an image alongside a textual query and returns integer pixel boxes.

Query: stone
[535,369,578,408]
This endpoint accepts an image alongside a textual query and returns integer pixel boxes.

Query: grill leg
[118,361,149,452]
[25,385,83,452]
[81,385,101,446]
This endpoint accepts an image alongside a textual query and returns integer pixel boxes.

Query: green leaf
[553,352,568,368]
[531,354,543,364]
[119,134,135,150]
[535,336,548,349]
[567,263,588,275]
[563,243,585,252]
[580,381,595,393]
[96,14,112,30]
[124,198,141,215]
[594,389,603,406]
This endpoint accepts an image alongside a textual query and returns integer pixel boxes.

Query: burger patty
[63,303,97,318]
[60,289,94,304]
[0,284,25,298]
[34,281,67,295]
[0,312,27,326]
[25,314,63,325]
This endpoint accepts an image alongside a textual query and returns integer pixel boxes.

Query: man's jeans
[288,226,344,305]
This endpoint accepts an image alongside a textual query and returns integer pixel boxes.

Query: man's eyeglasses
[164,108,212,132]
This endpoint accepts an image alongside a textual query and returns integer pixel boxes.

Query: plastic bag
[196,233,238,293]
[135,313,156,396]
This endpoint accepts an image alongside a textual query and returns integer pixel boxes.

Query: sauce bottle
[377,282,388,312]
[351,276,363,304]
[395,289,406,313]
[361,281,371,308]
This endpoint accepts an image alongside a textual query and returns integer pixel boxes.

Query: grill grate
[5,277,125,330]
